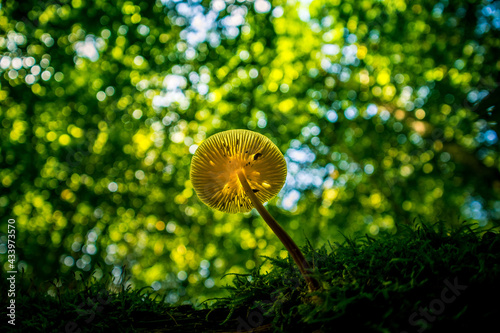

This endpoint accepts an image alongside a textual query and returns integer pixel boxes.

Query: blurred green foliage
[0,0,499,304]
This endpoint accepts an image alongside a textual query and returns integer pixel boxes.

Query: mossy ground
[2,221,499,332]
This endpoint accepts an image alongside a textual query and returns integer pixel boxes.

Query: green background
[1,0,499,304]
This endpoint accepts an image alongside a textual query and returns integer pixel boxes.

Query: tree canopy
[1,0,499,304]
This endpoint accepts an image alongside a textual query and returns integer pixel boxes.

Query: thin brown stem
[236,169,320,292]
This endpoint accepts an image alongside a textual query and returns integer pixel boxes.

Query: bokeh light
[0,0,499,304]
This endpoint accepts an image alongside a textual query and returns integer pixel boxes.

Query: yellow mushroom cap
[190,129,287,213]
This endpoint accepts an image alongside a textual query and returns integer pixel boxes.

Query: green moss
[2,221,499,332]
[216,222,500,332]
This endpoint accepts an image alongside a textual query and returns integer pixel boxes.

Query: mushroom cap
[190,129,287,213]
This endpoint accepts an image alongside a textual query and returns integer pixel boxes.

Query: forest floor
[1,221,500,333]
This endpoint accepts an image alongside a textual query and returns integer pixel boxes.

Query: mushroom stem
[236,169,321,292]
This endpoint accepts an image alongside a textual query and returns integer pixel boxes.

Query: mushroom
[190,129,320,292]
